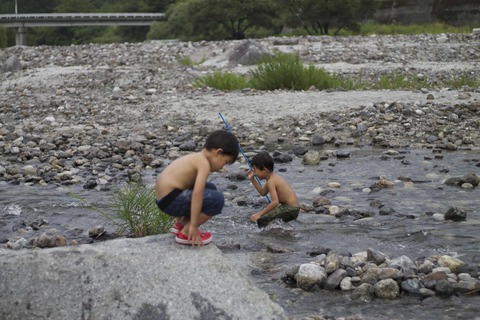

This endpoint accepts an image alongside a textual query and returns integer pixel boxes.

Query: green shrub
[71,182,174,238]
[250,52,343,91]
[373,73,428,90]
[359,22,472,36]
[194,71,250,91]
[0,27,7,48]
[448,73,479,89]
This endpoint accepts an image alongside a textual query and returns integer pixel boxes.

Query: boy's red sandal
[170,222,183,235]
[175,230,212,245]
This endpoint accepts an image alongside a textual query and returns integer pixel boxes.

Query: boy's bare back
[266,172,298,206]
[155,152,210,199]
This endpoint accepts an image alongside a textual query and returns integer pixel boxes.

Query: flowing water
[1,147,479,319]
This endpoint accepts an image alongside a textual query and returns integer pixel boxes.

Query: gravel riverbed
[1,33,480,319]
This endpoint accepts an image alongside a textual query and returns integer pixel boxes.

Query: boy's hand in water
[250,212,261,222]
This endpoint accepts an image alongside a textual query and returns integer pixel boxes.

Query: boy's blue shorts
[156,182,224,217]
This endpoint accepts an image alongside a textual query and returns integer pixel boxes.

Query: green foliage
[250,53,343,91]
[448,73,479,89]
[151,0,277,41]
[373,73,428,90]
[277,0,380,35]
[359,22,473,36]
[0,27,7,48]
[110,182,173,237]
[54,0,97,13]
[2,1,476,45]
[91,26,125,44]
[177,56,205,66]
[146,21,176,40]
[194,71,250,91]
[148,1,202,40]
[71,182,174,238]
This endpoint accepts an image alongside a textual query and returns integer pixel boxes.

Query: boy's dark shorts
[257,204,300,228]
[156,182,224,217]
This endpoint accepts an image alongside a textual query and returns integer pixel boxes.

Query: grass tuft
[194,71,250,91]
[71,182,174,238]
[250,52,343,91]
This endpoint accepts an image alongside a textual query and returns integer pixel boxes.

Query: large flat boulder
[0,235,287,320]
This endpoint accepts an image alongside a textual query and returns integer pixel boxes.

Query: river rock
[295,263,327,291]
[444,206,467,221]
[374,279,400,299]
[1,55,22,73]
[438,255,465,273]
[388,255,418,278]
[303,150,321,165]
[0,235,287,320]
[324,268,347,290]
[351,283,375,301]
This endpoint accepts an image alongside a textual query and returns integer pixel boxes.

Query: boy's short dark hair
[250,151,274,172]
[204,130,239,163]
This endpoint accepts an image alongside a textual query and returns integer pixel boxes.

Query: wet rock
[33,232,67,248]
[307,246,331,257]
[401,279,423,295]
[438,255,465,273]
[444,206,467,221]
[374,279,400,299]
[435,279,454,297]
[325,251,341,274]
[324,268,348,290]
[340,277,354,291]
[312,195,330,207]
[291,145,308,157]
[295,263,327,291]
[179,140,196,151]
[367,248,388,265]
[335,150,351,158]
[88,225,106,238]
[418,259,434,274]
[6,238,30,250]
[379,207,396,216]
[272,152,293,163]
[351,283,375,301]
[311,134,326,145]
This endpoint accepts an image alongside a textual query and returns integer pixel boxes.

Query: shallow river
[1,146,479,319]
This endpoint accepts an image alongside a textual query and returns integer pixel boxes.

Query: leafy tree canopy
[277,0,380,35]
[157,0,278,40]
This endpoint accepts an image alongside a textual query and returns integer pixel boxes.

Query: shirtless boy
[248,152,300,228]
[155,130,238,245]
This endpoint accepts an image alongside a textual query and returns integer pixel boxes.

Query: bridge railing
[0,13,165,27]
[0,13,165,45]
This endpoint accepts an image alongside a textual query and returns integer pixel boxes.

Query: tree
[156,0,278,40]
[278,0,380,35]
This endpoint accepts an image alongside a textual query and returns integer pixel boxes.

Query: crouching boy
[155,130,239,245]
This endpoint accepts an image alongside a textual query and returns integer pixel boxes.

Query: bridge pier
[15,26,27,46]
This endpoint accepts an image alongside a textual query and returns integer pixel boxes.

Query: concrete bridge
[0,13,165,46]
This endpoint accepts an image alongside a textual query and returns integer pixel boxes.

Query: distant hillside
[376,0,480,25]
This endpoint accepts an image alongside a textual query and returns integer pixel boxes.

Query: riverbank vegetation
[0,0,478,46]
[71,182,173,238]
[193,52,479,92]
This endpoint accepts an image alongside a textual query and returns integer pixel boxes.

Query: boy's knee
[203,190,224,216]
[211,195,225,214]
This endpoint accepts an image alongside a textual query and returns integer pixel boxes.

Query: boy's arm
[250,179,279,221]
[248,171,268,196]
[188,164,209,245]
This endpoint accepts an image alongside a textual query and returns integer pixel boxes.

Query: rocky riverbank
[1,33,479,190]
[1,33,480,318]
